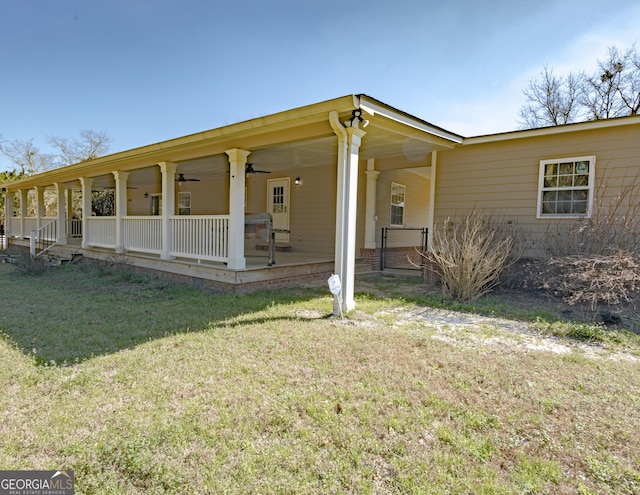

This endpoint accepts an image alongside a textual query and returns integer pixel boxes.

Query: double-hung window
[390,182,405,226]
[537,156,595,218]
[178,191,191,215]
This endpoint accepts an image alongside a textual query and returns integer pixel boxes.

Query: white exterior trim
[536,155,596,219]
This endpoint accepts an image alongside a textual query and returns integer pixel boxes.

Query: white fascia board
[464,114,640,145]
[357,96,463,144]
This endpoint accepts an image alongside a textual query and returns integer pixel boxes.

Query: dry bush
[524,251,640,310]
[424,211,521,302]
[7,251,50,276]
[543,170,640,256]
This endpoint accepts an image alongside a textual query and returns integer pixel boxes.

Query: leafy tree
[1,170,23,230]
[92,190,115,216]
[519,44,640,129]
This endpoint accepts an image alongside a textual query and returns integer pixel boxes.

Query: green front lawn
[1,261,639,494]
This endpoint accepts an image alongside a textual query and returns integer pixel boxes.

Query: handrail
[30,219,57,257]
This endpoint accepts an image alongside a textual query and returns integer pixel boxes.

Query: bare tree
[0,137,55,175]
[47,129,111,165]
[0,129,112,175]
[582,46,628,119]
[518,66,583,128]
[520,45,640,129]
[617,46,640,115]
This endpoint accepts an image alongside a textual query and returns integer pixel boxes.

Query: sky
[1,0,639,171]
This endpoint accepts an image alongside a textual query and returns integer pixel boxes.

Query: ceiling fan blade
[245,163,270,174]
[176,173,200,182]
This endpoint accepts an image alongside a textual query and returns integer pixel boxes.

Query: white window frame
[390,182,405,227]
[150,194,162,216]
[537,155,595,219]
[178,191,191,216]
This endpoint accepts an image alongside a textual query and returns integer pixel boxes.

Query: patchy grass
[1,263,639,494]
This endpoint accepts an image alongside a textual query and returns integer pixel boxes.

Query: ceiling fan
[176,173,200,183]
[98,186,137,190]
[245,163,271,175]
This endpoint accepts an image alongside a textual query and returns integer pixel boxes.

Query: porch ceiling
[166,120,452,182]
[6,95,459,191]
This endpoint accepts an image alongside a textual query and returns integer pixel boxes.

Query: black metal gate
[380,227,428,271]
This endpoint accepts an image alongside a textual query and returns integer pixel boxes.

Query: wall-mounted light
[344,109,369,128]
[294,177,301,186]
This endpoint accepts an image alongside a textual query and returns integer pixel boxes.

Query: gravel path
[381,306,639,363]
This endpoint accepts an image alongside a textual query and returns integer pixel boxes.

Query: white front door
[267,178,290,243]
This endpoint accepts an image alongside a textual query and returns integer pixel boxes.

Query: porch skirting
[8,239,334,294]
[130,257,335,294]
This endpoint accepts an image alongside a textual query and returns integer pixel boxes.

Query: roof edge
[5,95,360,188]
[356,94,464,144]
[463,114,640,145]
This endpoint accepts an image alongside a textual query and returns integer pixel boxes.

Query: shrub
[543,170,640,257]
[423,211,520,302]
[525,250,640,310]
[9,253,50,276]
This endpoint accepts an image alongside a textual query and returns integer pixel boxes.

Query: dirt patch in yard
[356,272,640,335]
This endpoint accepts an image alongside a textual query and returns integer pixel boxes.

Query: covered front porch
[3,95,462,309]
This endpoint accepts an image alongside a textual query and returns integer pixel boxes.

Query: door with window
[267,178,290,242]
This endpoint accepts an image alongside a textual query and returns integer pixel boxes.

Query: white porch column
[364,159,380,249]
[225,148,250,269]
[330,110,366,314]
[54,183,67,245]
[79,177,93,249]
[19,189,28,238]
[158,161,177,259]
[65,188,73,236]
[113,171,129,253]
[4,190,14,238]
[35,187,45,230]
[428,151,438,251]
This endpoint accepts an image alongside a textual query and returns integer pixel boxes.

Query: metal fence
[380,227,428,271]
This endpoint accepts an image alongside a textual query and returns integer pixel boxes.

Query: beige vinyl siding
[291,164,337,255]
[373,168,430,248]
[435,124,640,257]
[243,167,337,255]
[189,178,229,214]
[258,163,336,255]
[375,169,430,228]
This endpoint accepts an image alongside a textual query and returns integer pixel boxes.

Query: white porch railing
[24,218,38,233]
[30,219,58,257]
[7,216,57,239]
[9,214,231,264]
[171,215,229,261]
[87,217,117,248]
[123,216,162,254]
[70,218,82,237]
[8,217,20,236]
